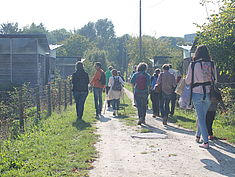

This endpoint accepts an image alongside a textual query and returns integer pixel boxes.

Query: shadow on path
[169,115,196,124]
[211,140,235,154]
[201,147,235,176]
[164,124,195,136]
[72,119,91,130]
[98,115,111,122]
[141,123,167,135]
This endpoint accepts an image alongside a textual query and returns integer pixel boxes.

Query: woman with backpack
[108,69,124,116]
[185,45,217,149]
[130,62,151,125]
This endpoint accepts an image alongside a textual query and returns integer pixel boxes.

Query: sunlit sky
[1,0,220,38]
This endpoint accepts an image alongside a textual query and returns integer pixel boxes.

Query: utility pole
[139,0,142,62]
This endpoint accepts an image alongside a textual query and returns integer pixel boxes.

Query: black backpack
[112,76,122,91]
[99,71,106,85]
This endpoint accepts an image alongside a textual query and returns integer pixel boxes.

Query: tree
[197,0,235,78]
[84,47,108,73]
[95,18,115,40]
[78,22,96,42]
[47,28,71,44]
[56,34,93,57]
[22,23,48,34]
[0,22,20,34]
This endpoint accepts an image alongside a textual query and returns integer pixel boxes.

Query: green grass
[118,93,137,126]
[168,108,197,131]
[0,93,98,177]
[169,108,235,144]
[124,83,133,92]
[126,83,235,143]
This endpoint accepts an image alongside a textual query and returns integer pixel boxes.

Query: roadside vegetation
[0,93,98,177]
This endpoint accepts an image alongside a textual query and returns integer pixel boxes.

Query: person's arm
[119,76,125,86]
[156,73,162,84]
[72,73,75,85]
[185,63,192,85]
[90,71,100,86]
[213,64,218,84]
[108,77,113,87]
[130,73,135,87]
[86,73,90,85]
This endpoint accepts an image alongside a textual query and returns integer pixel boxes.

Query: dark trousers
[150,91,160,116]
[112,99,120,110]
[93,87,103,115]
[160,92,172,118]
[73,91,88,119]
[106,86,111,107]
[134,92,148,121]
[206,111,216,136]
[170,93,177,115]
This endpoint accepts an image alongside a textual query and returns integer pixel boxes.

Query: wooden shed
[55,56,82,78]
[0,34,50,87]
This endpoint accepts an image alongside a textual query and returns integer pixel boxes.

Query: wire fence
[0,79,73,140]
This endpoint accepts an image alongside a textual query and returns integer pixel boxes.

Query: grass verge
[169,108,235,144]
[117,93,137,127]
[0,93,98,177]
[126,82,235,143]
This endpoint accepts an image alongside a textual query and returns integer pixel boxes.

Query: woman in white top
[185,45,217,149]
[108,69,124,116]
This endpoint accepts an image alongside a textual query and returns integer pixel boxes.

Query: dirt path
[89,89,235,177]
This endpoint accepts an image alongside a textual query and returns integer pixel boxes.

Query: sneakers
[199,143,209,149]
[195,136,200,143]
[137,120,142,125]
[162,116,168,125]
[208,135,215,140]
[113,110,118,116]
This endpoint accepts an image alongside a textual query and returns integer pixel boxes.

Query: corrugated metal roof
[49,44,63,50]
[0,34,50,52]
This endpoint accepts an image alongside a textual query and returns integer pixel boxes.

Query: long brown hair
[193,45,211,61]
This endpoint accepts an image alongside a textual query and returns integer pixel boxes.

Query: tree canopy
[196,0,235,78]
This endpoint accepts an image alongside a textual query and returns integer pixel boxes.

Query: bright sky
[1,0,220,38]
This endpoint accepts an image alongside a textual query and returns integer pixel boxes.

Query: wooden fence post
[69,80,73,105]
[47,84,52,116]
[64,81,67,110]
[51,85,55,112]
[18,88,24,133]
[35,86,41,120]
[58,81,61,112]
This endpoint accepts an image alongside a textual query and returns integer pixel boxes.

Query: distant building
[0,34,50,86]
[55,56,85,78]
[150,56,172,68]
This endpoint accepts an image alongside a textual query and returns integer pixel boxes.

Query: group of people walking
[130,45,225,149]
[72,45,224,149]
[72,62,124,121]
[130,62,178,126]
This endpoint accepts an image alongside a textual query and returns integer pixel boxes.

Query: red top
[90,68,106,88]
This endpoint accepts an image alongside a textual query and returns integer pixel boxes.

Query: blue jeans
[93,87,103,115]
[73,91,88,119]
[160,92,172,117]
[192,93,211,143]
[112,99,120,110]
[150,91,160,116]
[134,92,148,121]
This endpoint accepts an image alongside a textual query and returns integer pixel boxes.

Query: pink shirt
[185,61,217,94]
